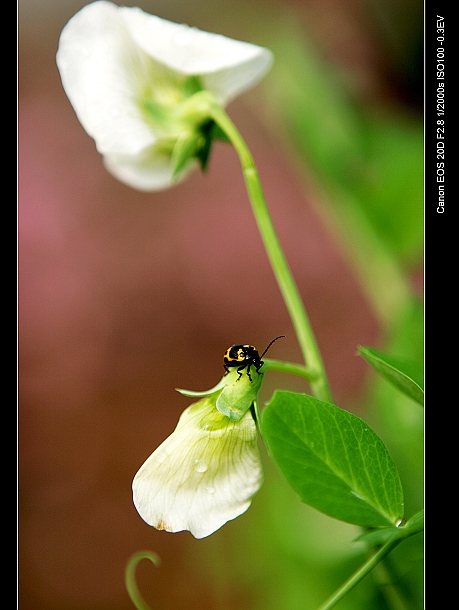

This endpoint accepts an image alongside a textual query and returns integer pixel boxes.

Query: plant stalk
[317,537,402,610]
[208,101,332,403]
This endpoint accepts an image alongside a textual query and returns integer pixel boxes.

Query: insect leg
[246,363,253,382]
[236,365,245,381]
[255,359,264,375]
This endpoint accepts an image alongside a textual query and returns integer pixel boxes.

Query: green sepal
[195,121,214,172]
[176,376,227,398]
[209,121,231,143]
[170,130,201,179]
[170,120,222,177]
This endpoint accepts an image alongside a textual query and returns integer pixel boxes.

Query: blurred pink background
[19,1,421,608]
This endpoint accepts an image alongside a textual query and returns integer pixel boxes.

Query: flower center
[139,59,205,136]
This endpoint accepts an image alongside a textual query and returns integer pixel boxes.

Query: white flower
[132,395,263,538]
[56,1,273,190]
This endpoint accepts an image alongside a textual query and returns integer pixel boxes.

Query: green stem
[125,550,160,610]
[208,101,332,403]
[316,511,423,610]
[317,536,402,610]
[262,358,318,382]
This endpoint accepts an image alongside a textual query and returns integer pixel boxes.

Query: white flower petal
[132,399,263,538]
[103,148,197,191]
[120,5,273,104]
[56,1,157,157]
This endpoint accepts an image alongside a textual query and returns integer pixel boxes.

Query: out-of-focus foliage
[260,16,423,330]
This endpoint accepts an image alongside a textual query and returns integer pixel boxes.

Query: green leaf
[359,346,424,406]
[261,391,404,527]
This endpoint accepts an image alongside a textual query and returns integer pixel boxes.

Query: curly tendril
[125,550,161,610]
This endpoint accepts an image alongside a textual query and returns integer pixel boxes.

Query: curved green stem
[207,100,332,403]
[125,550,161,610]
[262,358,318,382]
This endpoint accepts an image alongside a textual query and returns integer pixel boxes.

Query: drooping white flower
[56,1,273,190]
[133,393,263,538]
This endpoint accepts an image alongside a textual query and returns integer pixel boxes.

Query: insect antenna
[260,335,285,358]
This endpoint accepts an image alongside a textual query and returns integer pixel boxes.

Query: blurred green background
[19,1,423,608]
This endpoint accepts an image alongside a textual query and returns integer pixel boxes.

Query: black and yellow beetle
[223,336,284,382]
